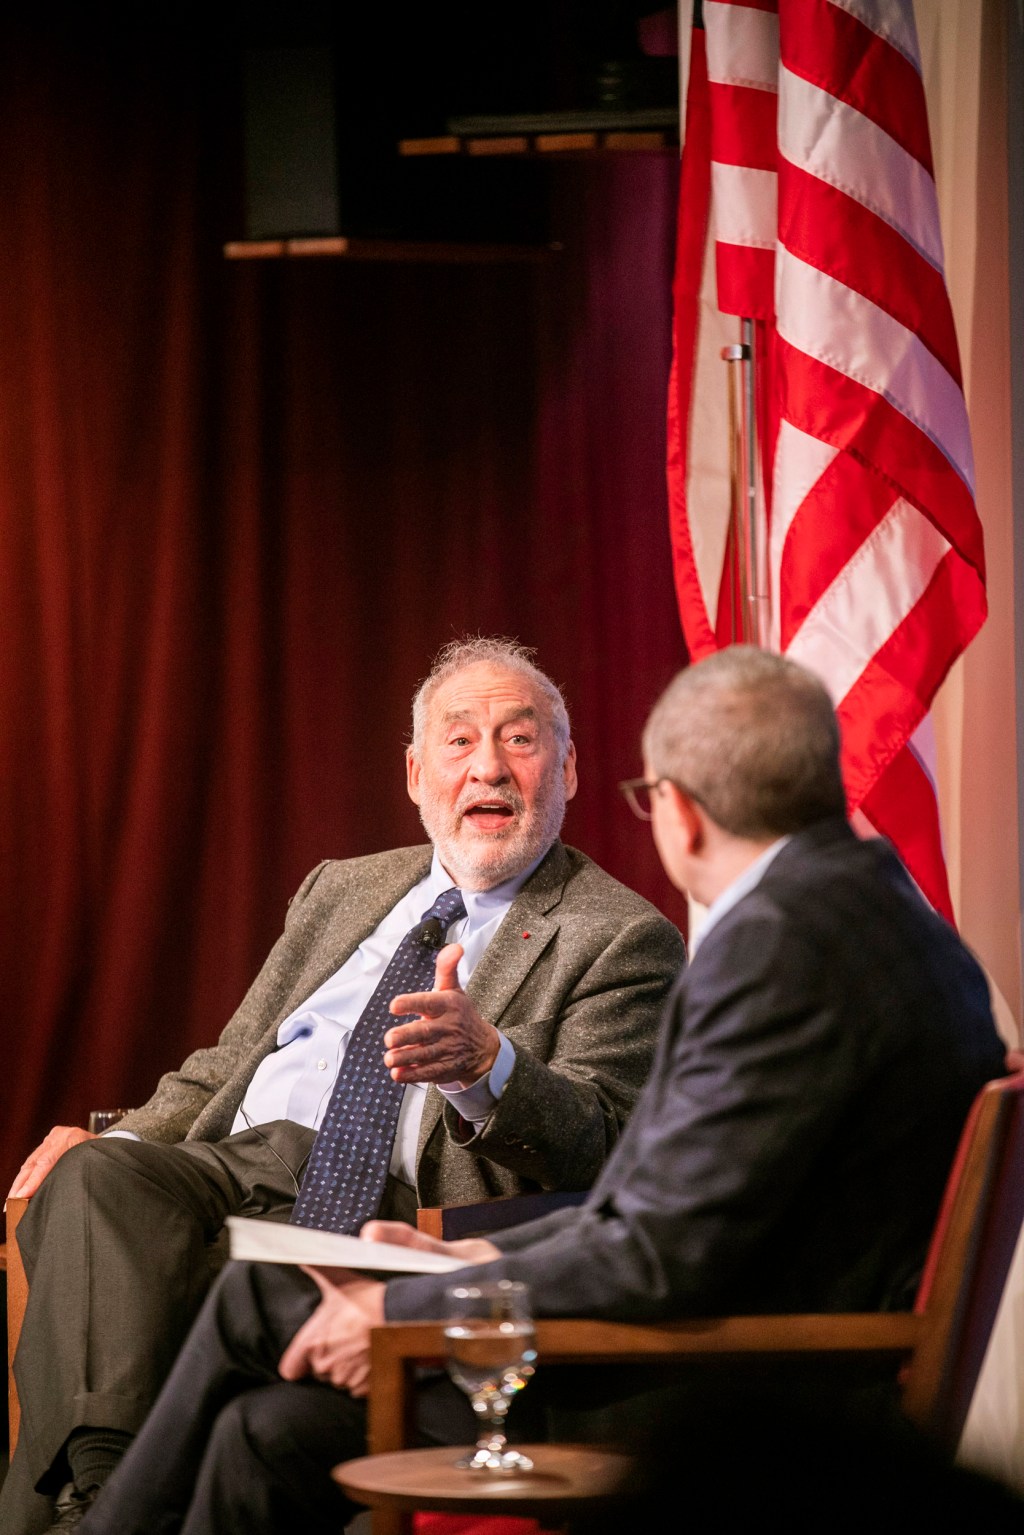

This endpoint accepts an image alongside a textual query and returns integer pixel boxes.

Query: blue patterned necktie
[290,885,467,1233]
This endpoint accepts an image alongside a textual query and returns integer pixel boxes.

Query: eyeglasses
[618,777,672,821]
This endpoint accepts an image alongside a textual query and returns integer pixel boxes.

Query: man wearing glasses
[77,645,1004,1535]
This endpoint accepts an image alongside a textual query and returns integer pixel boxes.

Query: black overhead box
[233,2,679,258]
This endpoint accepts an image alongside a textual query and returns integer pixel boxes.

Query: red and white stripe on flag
[667,0,987,923]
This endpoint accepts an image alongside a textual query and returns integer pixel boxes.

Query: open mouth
[462,801,517,833]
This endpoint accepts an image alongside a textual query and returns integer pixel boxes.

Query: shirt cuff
[102,1129,141,1140]
[438,1033,515,1125]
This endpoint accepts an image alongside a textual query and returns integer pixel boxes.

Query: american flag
[667,0,987,923]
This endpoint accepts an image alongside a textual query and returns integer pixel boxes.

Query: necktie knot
[422,886,467,932]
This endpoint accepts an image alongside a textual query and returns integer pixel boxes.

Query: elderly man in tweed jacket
[3,637,684,1534]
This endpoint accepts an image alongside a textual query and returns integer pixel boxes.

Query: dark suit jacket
[387,819,1005,1321]
[113,841,686,1206]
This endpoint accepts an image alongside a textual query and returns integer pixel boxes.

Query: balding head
[643,646,847,840]
[411,636,570,758]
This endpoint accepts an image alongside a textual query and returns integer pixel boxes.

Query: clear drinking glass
[87,1110,128,1134]
[444,1280,537,1473]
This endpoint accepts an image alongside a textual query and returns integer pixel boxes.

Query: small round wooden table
[333,1444,634,1521]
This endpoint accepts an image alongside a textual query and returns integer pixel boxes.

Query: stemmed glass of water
[444,1280,537,1473]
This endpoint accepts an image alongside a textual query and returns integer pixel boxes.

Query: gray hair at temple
[411,637,572,757]
[642,645,847,840]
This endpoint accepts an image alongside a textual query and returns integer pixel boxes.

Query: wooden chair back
[902,1070,1024,1450]
[415,1190,586,1242]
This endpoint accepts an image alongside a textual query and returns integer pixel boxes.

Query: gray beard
[418,783,567,891]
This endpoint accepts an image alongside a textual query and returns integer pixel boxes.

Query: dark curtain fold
[0,24,687,1192]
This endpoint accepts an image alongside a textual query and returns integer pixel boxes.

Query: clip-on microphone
[418,916,445,950]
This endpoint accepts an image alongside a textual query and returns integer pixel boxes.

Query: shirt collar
[429,844,550,926]
[689,836,791,956]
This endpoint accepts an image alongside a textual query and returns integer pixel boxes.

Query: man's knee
[201,1260,322,1362]
[210,1381,366,1484]
[32,1135,117,1199]
[16,1139,135,1268]
[26,1135,235,1262]
[31,1136,173,1214]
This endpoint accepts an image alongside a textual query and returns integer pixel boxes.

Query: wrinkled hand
[278,1269,385,1395]
[7,1126,98,1200]
[360,1219,501,1267]
[385,944,500,1088]
[1007,1048,1024,1076]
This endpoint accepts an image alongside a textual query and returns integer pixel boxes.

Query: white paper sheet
[225,1215,466,1273]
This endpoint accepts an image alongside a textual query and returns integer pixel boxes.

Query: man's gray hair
[642,645,846,839]
[411,636,572,756]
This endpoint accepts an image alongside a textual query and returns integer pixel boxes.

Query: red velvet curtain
[0,25,686,1193]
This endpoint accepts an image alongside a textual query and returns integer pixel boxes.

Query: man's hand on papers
[360,1219,501,1267]
[385,943,501,1088]
[7,1125,98,1201]
[278,1269,384,1396]
[276,1222,500,1395]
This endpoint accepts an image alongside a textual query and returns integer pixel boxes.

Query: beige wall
[916,0,1024,1490]
[918,0,1022,1049]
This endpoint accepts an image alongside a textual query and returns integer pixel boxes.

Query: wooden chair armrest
[6,1195,30,1454]
[368,1312,924,1453]
[415,1190,586,1242]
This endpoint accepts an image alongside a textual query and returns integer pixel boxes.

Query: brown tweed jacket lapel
[273,847,434,1025]
[181,847,433,1143]
[415,843,571,1156]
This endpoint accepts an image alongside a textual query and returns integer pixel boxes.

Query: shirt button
[317,1059,328,1071]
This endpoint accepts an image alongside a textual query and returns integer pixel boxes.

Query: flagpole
[721,322,769,648]
[740,318,757,645]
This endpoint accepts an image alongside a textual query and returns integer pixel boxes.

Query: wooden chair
[360,1073,1024,1535]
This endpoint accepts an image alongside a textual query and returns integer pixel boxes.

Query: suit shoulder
[558,845,682,934]
[702,832,986,1007]
[288,846,432,907]
[756,834,945,943]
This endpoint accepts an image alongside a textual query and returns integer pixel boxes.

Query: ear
[562,740,578,801]
[665,782,704,853]
[406,746,422,807]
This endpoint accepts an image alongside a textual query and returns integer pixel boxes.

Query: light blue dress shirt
[688,837,791,957]
[220,850,542,1184]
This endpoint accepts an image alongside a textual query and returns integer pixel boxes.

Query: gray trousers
[71,1258,480,1535]
[1,1122,416,1535]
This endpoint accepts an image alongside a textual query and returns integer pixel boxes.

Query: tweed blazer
[114,842,685,1207]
